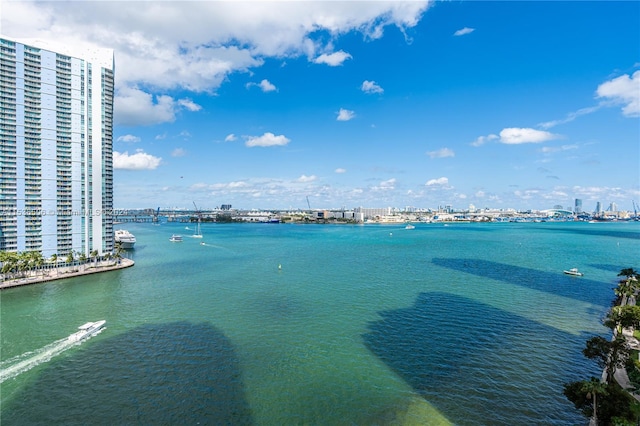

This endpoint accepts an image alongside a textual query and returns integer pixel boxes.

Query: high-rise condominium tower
[0,36,114,257]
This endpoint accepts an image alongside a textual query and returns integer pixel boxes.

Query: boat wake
[0,324,105,383]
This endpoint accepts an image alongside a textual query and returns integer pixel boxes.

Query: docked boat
[115,229,136,249]
[563,268,584,277]
[169,234,183,242]
[68,320,106,342]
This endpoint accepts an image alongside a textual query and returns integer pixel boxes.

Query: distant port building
[0,36,114,257]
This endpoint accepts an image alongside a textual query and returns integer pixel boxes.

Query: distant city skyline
[2,1,638,211]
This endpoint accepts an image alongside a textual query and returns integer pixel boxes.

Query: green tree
[50,253,58,276]
[618,268,638,280]
[90,250,98,268]
[605,305,640,336]
[581,377,608,424]
[583,335,629,383]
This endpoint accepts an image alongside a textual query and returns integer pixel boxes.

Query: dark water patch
[1,322,253,425]
[432,257,614,306]
[363,292,598,425]
[538,226,640,240]
[591,263,637,274]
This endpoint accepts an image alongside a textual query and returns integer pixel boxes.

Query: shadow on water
[363,292,599,425]
[537,226,640,241]
[432,257,614,306]
[1,322,254,425]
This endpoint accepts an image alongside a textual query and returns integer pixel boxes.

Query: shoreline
[0,258,135,290]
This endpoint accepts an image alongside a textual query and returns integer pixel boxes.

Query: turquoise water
[1,221,638,425]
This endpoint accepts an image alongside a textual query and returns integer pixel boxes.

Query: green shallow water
[1,221,638,425]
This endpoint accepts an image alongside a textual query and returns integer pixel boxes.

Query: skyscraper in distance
[574,198,582,214]
[0,36,114,257]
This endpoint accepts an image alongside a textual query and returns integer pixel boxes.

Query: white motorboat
[68,320,106,342]
[169,234,183,242]
[115,229,136,249]
[563,268,584,277]
[405,224,415,230]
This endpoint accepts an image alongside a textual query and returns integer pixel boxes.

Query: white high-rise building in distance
[0,36,114,257]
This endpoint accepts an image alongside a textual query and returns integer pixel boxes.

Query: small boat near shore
[68,320,106,342]
[563,268,584,277]
[405,223,415,230]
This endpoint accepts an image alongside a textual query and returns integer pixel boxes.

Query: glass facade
[0,36,114,257]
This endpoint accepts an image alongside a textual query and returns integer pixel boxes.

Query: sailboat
[192,220,202,238]
[192,201,203,238]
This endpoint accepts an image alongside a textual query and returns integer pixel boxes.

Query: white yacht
[169,234,183,242]
[68,320,106,342]
[115,229,136,249]
[563,268,584,277]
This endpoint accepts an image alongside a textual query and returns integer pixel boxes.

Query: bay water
[1,221,638,425]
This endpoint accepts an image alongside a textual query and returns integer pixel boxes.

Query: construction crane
[306,196,311,210]
[633,200,638,220]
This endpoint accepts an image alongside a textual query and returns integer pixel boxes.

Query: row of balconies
[0,63,16,72]
[0,81,16,90]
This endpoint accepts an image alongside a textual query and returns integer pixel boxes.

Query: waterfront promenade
[0,258,134,290]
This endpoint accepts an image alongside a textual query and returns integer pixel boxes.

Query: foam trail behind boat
[0,328,104,383]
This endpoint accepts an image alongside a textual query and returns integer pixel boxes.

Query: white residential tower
[0,36,114,257]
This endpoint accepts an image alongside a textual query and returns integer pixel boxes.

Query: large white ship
[115,229,136,249]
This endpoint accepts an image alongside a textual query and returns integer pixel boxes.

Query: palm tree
[50,253,58,276]
[618,268,638,300]
[114,242,124,265]
[90,250,98,268]
[65,251,75,272]
[580,378,608,424]
[78,252,87,271]
[618,268,638,280]
[0,251,19,281]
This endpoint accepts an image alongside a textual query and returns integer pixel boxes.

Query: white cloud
[113,150,162,170]
[224,134,237,142]
[475,190,485,198]
[114,87,177,126]
[540,144,578,154]
[247,79,278,92]
[245,132,291,147]
[259,79,277,92]
[539,106,601,129]
[427,148,455,158]
[453,27,475,36]
[335,168,347,174]
[2,1,430,97]
[116,134,140,143]
[597,71,640,117]
[337,108,356,121]
[297,175,317,183]
[372,178,396,191]
[514,189,540,200]
[499,128,559,144]
[361,80,384,94]
[471,134,498,147]
[177,98,202,112]
[314,50,352,66]
[171,148,186,157]
[426,177,449,186]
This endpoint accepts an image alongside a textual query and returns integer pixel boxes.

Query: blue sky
[3,1,639,211]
